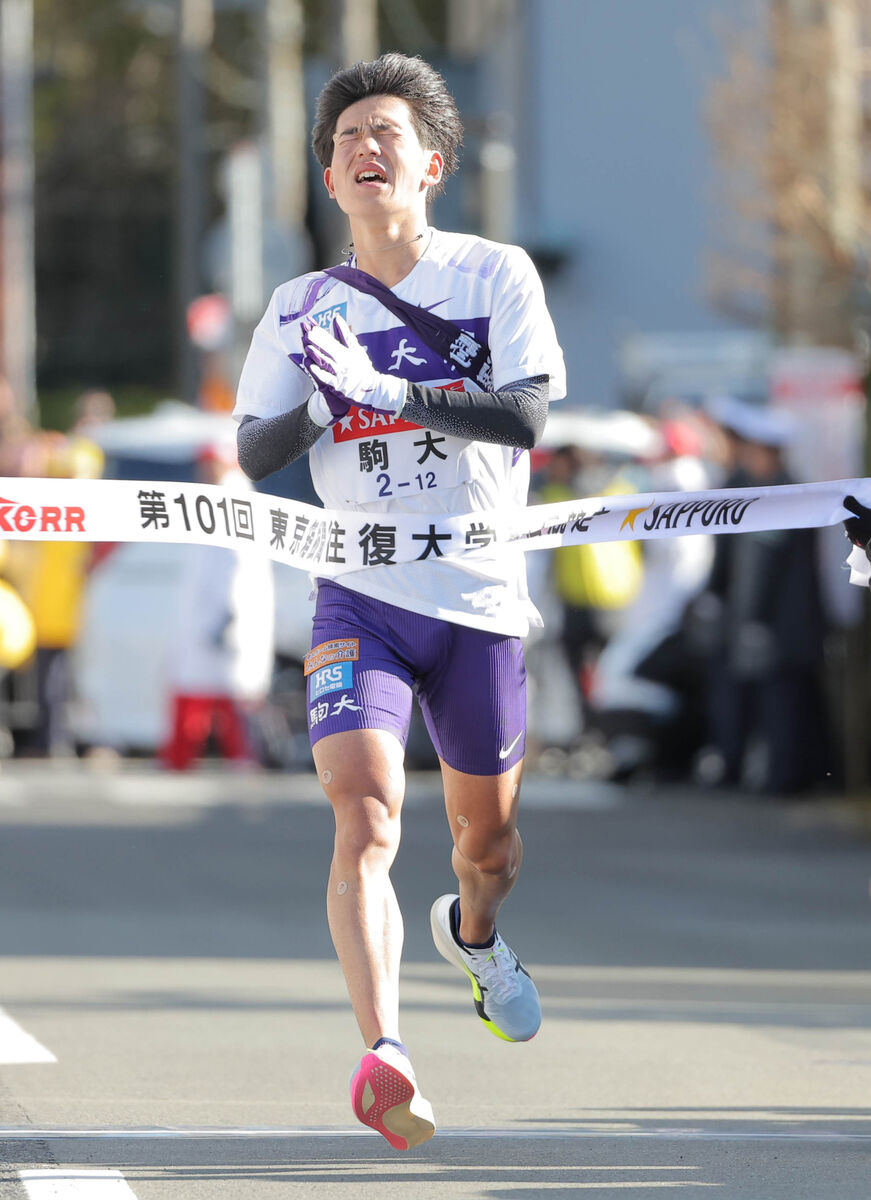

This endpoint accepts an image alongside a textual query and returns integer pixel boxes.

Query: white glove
[301,315,407,416]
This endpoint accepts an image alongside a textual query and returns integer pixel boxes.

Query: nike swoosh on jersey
[498,732,523,760]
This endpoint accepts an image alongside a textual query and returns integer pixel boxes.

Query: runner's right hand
[302,319,352,427]
[301,315,407,417]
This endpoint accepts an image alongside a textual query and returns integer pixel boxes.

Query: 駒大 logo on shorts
[0,496,86,534]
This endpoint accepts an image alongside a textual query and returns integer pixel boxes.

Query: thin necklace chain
[342,229,428,258]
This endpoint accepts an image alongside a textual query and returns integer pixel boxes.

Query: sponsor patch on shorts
[310,661,353,699]
[304,638,360,676]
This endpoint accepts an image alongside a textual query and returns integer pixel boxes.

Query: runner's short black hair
[311,52,463,196]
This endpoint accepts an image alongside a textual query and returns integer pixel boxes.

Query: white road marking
[0,1009,56,1063]
[19,1170,139,1198]
[0,1125,868,1143]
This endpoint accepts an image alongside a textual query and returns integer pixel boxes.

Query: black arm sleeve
[236,406,324,482]
[236,374,551,480]
[400,375,550,449]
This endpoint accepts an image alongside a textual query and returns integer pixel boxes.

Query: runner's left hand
[301,315,407,416]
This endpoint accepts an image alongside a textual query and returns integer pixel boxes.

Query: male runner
[234,52,566,1150]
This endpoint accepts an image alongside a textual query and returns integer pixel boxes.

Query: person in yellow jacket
[0,540,36,670]
[538,445,643,717]
[5,433,102,756]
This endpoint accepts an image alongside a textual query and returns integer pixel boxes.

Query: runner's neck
[347,220,431,288]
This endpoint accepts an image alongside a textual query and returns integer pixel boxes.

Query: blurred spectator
[71,389,116,435]
[159,443,275,770]
[691,401,829,794]
[0,375,37,478]
[588,420,715,778]
[0,540,37,760]
[0,541,36,671]
[4,432,103,756]
[538,445,644,723]
[701,395,752,488]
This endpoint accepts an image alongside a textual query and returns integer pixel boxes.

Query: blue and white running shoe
[430,893,541,1042]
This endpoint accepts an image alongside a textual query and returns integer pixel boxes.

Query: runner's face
[324,95,442,221]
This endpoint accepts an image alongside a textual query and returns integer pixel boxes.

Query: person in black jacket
[697,403,830,794]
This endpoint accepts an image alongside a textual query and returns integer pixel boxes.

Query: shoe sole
[350,1052,436,1151]
[429,896,523,1043]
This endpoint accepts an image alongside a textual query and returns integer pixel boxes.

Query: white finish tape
[0,476,867,581]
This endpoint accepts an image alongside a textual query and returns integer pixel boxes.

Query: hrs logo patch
[310,661,354,699]
[311,301,347,330]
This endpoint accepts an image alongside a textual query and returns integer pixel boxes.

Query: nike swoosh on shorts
[498,731,523,759]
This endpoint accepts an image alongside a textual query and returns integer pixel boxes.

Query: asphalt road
[0,761,869,1198]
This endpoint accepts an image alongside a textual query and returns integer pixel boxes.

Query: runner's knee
[331,791,402,864]
[454,824,518,878]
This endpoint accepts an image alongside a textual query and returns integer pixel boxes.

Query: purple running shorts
[304,579,527,775]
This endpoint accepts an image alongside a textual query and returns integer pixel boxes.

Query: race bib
[311,382,469,505]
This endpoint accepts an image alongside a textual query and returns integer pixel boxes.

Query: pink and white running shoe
[350,1043,436,1150]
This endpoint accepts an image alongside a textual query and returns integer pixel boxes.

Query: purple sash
[324,264,494,391]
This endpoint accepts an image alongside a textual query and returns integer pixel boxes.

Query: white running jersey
[234,228,566,635]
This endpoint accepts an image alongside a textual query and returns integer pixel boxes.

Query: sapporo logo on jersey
[331,379,465,443]
[0,496,86,533]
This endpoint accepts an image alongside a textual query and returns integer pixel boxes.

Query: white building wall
[518,0,737,408]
